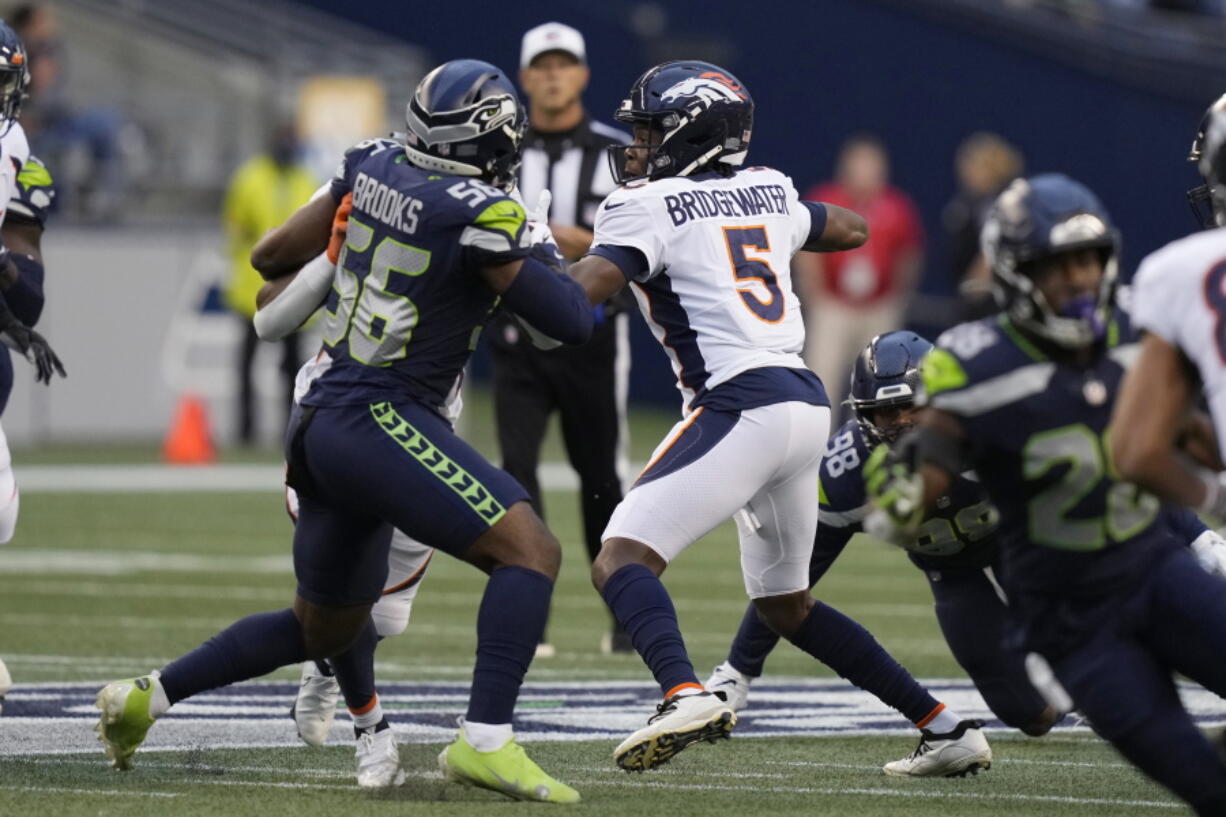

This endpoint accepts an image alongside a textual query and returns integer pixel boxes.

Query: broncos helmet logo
[660,76,745,108]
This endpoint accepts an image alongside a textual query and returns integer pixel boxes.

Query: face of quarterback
[624,124,662,179]
[1025,247,1104,316]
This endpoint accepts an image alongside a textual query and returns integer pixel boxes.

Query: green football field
[0,400,1202,815]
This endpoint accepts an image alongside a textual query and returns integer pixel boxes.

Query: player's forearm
[802,203,868,252]
[251,192,336,280]
[253,253,334,341]
[497,255,594,345]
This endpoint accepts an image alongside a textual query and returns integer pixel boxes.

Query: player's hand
[529,189,552,225]
[1190,529,1226,578]
[864,444,924,537]
[3,322,66,384]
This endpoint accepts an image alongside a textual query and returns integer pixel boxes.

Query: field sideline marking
[0,784,180,798]
[2,760,1179,809]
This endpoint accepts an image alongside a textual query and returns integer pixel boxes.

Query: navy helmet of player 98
[301,137,530,410]
[820,419,998,571]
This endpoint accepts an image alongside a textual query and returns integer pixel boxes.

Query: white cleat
[356,728,406,789]
[0,657,11,716]
[703,662,753,712]
[882,719,992,778]
[290,662,340,747]
[614,690,736,772]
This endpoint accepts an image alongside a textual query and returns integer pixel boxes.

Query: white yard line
[0,784,180,798]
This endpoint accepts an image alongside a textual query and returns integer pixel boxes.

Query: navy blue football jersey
[303,138,530,409]
[921,312,1180,599]
[820,419,999,571]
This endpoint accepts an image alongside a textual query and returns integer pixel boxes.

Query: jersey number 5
[723,226,784,323]
[323,216,431,366]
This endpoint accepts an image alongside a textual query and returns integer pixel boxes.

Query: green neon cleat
[439,727,580,804]
[94,674,161,770]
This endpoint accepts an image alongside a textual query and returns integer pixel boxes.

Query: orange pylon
[162,394,216,465]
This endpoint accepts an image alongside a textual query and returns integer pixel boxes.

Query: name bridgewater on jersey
[663,183,789,227]
[351,170,425,234]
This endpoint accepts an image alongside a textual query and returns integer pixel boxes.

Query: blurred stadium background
[3,2,1226,813]
[9,0,1226,449]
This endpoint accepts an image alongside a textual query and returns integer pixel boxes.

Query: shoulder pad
[7,153,55,226]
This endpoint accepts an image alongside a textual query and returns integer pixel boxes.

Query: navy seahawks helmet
[401,59,525,190]
[609,60,753,184]
[981,173,1120,350]
[0,23,28,135]
[846,331,933,445]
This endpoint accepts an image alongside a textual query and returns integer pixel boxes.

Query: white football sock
[463,720,513,752]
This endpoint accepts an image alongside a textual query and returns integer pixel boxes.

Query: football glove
[864,443,925,539]
[1190,529,1226,579]
[1,317,65,384]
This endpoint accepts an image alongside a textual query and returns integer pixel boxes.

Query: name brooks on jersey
[664,182,789,227]
[350,170,425,234]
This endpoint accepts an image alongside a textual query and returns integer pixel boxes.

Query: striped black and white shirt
[518,117,630,232]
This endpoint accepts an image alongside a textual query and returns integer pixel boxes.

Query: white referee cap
[521,22,586,68]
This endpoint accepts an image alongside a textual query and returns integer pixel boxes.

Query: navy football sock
[787,601,939,724]
[160,608,306,705]
[329,618,378,713]
[727,603,782,677]
[465,566,554,724]
[601,564,699,696]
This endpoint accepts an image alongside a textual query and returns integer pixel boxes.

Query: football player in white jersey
[1111,97,1226,533]
[564,60,872,771]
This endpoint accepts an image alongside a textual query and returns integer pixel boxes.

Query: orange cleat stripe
[664,682,704,700]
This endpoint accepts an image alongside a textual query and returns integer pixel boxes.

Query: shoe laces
[906,733,936,761]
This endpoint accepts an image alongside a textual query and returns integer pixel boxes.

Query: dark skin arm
[250,194,336,281]
[1111,332,1220,507]
[913,407,960,508]
[802,203,868,252]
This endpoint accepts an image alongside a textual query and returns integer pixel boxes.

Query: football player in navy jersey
[94,60,590,804]
[867,173,1226,815]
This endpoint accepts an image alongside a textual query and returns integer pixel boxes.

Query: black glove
[0,316,65,384]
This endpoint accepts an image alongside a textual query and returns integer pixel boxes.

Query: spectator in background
[222,122,316,446]
[489,21,633,655]
[11,3,127,221]
[942,132,1024,321]
[797,134,924,409]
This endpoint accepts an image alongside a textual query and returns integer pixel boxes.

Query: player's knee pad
[371,595,412,637]
[0,480,18,545]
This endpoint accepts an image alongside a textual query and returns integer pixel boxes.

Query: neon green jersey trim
[474,199,526,243]
[17,157,52,188]
[370,401,506,525]
[921,348,968,398]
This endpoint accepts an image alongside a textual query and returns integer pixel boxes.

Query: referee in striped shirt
[489,22,633,655]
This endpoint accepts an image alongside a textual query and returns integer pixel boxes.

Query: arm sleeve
[252,252,335,341]
[783,175,815,254]
[1164,506,1209,543]
[499,254,594,345]
[5,252,43,326]
[591,194,666,281]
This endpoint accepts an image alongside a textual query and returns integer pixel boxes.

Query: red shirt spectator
[806,178,924,306]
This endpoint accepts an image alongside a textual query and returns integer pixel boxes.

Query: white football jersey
[591,166,814,413]
[0,122,29,230]
[1132,227,1226,459]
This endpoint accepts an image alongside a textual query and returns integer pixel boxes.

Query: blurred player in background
[489,21,634,656]
[797,134,924,409]
[869,173,1226,815]
[0,19,67,716]
[565,60,869,771]
[1112,96,1226,522]
[222,120,317,445]
[94,59,591,804]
